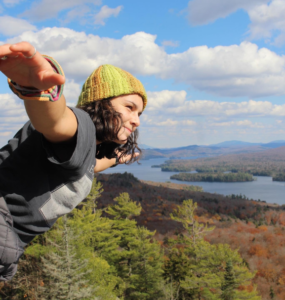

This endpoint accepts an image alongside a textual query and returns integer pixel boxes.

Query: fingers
[119,152,139,164]
[10,42,37,59]
[37,71,65,90]
[0,44,19,59]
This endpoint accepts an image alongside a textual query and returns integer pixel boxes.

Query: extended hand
[0,42,65,90]
[117,152,140,164]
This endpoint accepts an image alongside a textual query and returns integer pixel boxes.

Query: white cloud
[63,5,90,24]
[212,120,265,128]
[169,99,285,117]
[4,29,285,98]
[247,0,285,45]
[0,94,28,145]
[147,91,187,110]
[187,0,268,25]
[146,91,285,118]
[21,0,101,21]
[182,120,197,126]
[94,5,123,26]
[0,16,36,36]
[64,79,81,107]
[0,94,26,116]
[187,0,285,45]
[162,40,179,47]
[3,0,22,7]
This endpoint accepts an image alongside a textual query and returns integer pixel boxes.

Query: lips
[125,127,132,133]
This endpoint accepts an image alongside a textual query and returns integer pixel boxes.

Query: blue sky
[1,0,285,147]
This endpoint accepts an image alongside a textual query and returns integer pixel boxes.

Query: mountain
[141,140,285,160]
[211,140,261,148]
[139,144,155,149]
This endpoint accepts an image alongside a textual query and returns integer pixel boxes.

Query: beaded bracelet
[8,55,65,102]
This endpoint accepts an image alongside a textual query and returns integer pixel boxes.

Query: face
[110,94,143,144]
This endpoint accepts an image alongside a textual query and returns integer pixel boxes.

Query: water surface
[102,158,285,205]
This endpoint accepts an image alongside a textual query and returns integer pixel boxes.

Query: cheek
[119,111,130,124]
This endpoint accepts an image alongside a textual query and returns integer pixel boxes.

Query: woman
[0,42,147,280]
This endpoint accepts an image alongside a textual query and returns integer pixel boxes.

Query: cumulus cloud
[0,94,28,146]
[94,5,123,26]
[64,79,81,107]
[146,90,285,118]
[5,28,285,99]
[212,120,265,128]
[21,0,101,21]
[147,91,187,111]
[168,99,285,117]
[161,40,179,47]
[247,0,285,45]
[187,0,285,45]
[187,0,268,25]
[0,16,36,36]
[63,5,90,24]
[0,94,26,116]
[3,0,22,7]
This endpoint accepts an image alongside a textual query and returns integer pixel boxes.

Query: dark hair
[77,97,141,164]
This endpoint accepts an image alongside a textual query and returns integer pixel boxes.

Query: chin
[114,138,128,145]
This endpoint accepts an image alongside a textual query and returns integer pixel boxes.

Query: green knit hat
[77,64,147,110]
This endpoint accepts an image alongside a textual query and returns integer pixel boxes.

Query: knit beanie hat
[77,64,147,110]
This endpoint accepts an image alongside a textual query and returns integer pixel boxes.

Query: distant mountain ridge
[141,140,285,160]
[212,140,285,148]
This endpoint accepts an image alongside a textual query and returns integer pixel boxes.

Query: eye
[126,105,132,110]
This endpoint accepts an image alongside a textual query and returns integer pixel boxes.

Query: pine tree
[39,216,97,300]
[106,193,164,300]
[270,286,275,299]
[164,199,261,300]
[106,192,142,220]
[125,227,164,300]
[170,199,215,247]
[221,261,236,300]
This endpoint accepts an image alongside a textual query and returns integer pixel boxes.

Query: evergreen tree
[170,199,214,247]
[39,216,97,300]
[106,193,164,300]
[164,199,261,300]
[221,261,236,300]
[269,286,275,299]
[106,192,142,220]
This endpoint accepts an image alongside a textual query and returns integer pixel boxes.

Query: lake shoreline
[102,157,285,205]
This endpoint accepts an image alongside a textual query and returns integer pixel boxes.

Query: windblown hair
[77,97,141,164]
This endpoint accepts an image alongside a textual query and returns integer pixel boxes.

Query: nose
[131,112,140,128]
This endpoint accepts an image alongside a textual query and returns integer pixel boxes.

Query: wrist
[110,156,120,168]
[8,55,64,102]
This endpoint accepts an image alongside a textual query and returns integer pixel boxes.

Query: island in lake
[170,172,254,182]
[153,146,285,182]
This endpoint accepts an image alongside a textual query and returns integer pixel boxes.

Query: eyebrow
[126,100,143,116]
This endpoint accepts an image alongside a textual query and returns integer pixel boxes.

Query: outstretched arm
[94,152,139,173]
[0,42,77,143]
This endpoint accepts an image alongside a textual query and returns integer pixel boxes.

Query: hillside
[95,173,285,299]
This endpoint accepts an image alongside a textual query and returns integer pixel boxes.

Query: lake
[102,157,285,206]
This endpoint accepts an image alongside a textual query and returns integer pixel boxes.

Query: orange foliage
[247,228,260,235]
[278,212,285,226]
[248,244,268,258]
[257,265,278,281]
[258,225,268,232]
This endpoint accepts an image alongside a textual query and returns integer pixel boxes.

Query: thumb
[40,71,65,90]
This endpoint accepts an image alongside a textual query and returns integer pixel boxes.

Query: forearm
[94,157,117,173]
[24,95,78,143]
